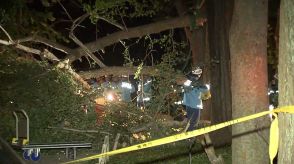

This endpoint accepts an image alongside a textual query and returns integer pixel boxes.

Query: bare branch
[71,13,89,30]
[17,35,72,54]
[15,44,42,55]
[0,32,61,62]
[0,25,14,43]
[197,0,206,9]
[0,36,55,60]
[43,49,60,61]
[0,38,10,45]
[119,13,128,31]
[97,16,124,30]
[69,14,106,68]
[57,0,73,21]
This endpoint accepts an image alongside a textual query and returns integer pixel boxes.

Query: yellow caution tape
[269,113,278,164]
[64,106,294,164]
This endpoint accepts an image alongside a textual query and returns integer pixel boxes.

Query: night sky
[21,0,185,72]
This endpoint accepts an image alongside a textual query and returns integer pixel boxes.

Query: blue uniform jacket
[183,85,209,109]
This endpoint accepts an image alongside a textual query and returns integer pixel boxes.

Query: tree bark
[230,0,270,163]
[206,0,233,145]
[278,0,294,163]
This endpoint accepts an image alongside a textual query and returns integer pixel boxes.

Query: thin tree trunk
[230,0,270,163]
[278,0,294,163]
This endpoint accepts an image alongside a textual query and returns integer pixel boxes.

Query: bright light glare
[145,80,152,84]
[268,90,274,95]
[184,80,192,86]
[106,93,114,101]
[121,82,132,89]
[174,101,183,105]
[197,104,203,109]
[205,84,210,90]
[143,97,150,101]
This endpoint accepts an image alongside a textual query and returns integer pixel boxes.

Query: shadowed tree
[206,0,233,145]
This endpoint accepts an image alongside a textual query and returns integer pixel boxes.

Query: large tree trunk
[229,0,270,163]
[207,0,233,146]
[278,0,294,163]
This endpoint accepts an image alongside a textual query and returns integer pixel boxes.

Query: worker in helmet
[182,66,211,132]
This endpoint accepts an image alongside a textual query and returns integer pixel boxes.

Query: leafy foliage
[0,0,67,43]
[0,51,95,143]
[102,103,151,133]
[82,0,170,24]
[147,31,188,115]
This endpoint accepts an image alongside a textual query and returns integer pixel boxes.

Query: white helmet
[191,67,202,75]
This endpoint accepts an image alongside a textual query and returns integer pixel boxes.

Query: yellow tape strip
[64,106,294,164]
[269,113,278,164]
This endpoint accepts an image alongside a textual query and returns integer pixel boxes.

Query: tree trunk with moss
[230,0,270,163]
[278,0,294,163]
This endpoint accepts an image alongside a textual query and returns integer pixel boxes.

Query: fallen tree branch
[130,119,211,133]
[0,25,91,90]
[78,66,188,82]
[48,126,112,135]
[78,66,159,78]
[83,15,191,53]
[17,35,72,55]
[130,122,155,133]
[0,25,61,61]
[67,15,205,63]
[56,59,91,90]
[0,37,60,62]
[1,40,91,89]
[0,25,13,42]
